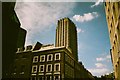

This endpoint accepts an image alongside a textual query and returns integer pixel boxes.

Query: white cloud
[106,55,111,59]
[89,54,112,76]
[96,57,105,61]
[77,28,84,33]
[96,54,111,62]
[15,2,76,45]
[95,63,106,68]
[91,0,103,8]
[88,68,110,76]
[73,12,99,22]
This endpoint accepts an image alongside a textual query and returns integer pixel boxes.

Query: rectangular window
[55,53,60,60]
[46,64,52,72]
[18,47,25,52]
[54,63,60,71]
[33,56,38,63]
[39,65,44,72]
[26,45,32,51]
[54,75,60,80]
[32,65,37,73]
[40,55,45,62]
[46,76,52,80]
[47,54,53,61]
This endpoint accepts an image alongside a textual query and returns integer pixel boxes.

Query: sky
[15,0,113,77]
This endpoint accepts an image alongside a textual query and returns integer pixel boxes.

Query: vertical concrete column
[59,20,61,46]
[55,27,58,47]
[58,20,61,46]
[62,19,64,46]
[61,19,63,46]
[66,19,69,48]
[64,19,66,46]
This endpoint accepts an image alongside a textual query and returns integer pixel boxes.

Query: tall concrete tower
[55,18,78,61]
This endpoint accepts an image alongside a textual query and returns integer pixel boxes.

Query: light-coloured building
[104,1,120,80]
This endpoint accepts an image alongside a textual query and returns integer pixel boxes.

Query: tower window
[32,65,37,73]
[55,53,60,60]
[47,54,53,61]
[40,55,45,62]
[33,56,38,63]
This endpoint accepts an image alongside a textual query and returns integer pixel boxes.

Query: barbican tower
[55,18,78,61]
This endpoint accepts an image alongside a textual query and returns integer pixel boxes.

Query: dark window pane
[56,55,59,59]
[49,55,51,60]
[48,65,51,71]
[56,65,59,71]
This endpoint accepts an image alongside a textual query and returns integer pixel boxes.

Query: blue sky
[15,1,113,76]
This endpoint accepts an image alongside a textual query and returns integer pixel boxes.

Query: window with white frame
[55,53,60,60]
[54,63,60,71]
[32,65,37,73]
[46,75,52,80]
[46,64,52,72]
[39,65,44,72]
[54,75,60,80]
[33,56,38,63]
[47,54,53,61]
[40,55,45,62]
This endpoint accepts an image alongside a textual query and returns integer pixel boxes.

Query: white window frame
[47,54,53,61]
[40,55,45,62]
[33,56,38,63]
[46,76,52,80]
[46,64,52,72]
[55,53,60,60]
[32,65,37,73]
[54,75,60,80]
[54,63,60,71]
[39,65,44,72]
